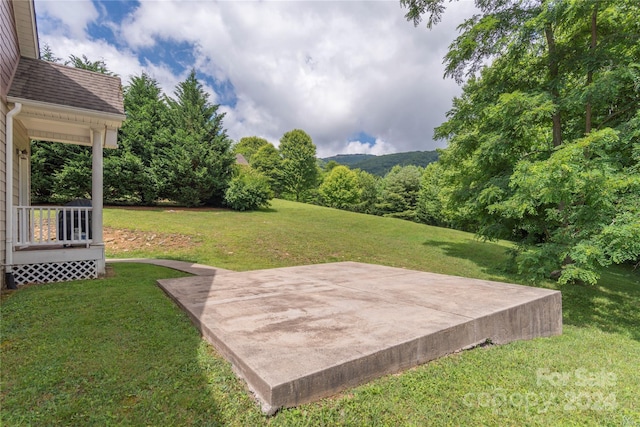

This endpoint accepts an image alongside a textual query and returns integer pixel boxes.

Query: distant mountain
[322,150,439,177]
[322,154,376,166]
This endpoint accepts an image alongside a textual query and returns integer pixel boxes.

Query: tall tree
[402,0,640,284]
[155,70,235,207]
[120,73,168,166]
[251,142,284,197]
[40,43,61,63]
[417,162,448,227]
[103,73,169,204]
[353,170,380,215]
[279,129,318,201]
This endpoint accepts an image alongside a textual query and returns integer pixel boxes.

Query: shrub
[224,169,273,211]
[319,165,362,209]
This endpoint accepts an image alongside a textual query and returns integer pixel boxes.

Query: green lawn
[103,199,515,281]
[2,200,639,426]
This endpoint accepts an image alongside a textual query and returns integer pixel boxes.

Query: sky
[34,0,477,158]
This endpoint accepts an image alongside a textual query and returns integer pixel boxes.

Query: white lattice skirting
[13,260,98,285]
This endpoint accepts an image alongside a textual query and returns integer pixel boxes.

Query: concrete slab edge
[108,258,235,276]
[267,291,562,412]
[156,277,277,414]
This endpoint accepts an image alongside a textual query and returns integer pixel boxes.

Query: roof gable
[8,57,124,116]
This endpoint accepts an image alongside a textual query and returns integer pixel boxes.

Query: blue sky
[34,0,476,157]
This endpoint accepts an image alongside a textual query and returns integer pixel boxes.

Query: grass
[103,199,514,281]
[2,199,639,425]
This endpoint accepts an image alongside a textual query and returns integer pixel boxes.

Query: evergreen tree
[417,162,448,227]
[376,165,422,221]
[353,170,379,215]
[155,70,235,207]
[105,73,168,204]
[40,43,61,63]
[66,54,115,76]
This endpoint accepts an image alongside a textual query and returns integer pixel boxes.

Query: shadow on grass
[422,238,515,282]
[258,206,278,213]
[559,265,640,342]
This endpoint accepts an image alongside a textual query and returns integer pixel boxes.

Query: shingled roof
[8,56,124,116]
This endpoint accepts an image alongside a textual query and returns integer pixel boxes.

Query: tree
[66,54,115,75]
[402,0,640,283]
[377,165,423,221]
[105,73,169,204]
[155,71,235,207]
[103,152,155,204]
[495,127,640,284]
[279,129,318,201]
[417,162,448,227]
[234,136,270,163]
[52,149,92,200]
[30,141,65,203]
[120,74,168,166]
[251,143,284,197]
[323,160,340,173]
[353,170,380,215]
[319,165,361,209]
[40,43,61,63]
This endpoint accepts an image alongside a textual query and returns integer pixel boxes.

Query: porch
[11,205,102,284]
[5,57,124,286]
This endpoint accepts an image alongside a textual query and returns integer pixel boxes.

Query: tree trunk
[544,22,562,147]
[585,5,598,135]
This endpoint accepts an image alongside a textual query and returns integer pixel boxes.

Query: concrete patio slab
[157,261,562,414]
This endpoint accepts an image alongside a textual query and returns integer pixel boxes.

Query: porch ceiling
[12,102,122,147]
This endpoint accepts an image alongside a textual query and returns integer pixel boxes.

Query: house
[1,0,125,288]
[235,153,249,166]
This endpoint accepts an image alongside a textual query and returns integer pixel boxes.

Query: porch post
[91,128,105,275]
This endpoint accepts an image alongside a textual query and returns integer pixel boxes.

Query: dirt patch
[106,205,227,212]
[104,227,198,253]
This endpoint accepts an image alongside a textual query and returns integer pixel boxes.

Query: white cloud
[341,139,396,157]
[36,0,477,156]
[35,0,98,38]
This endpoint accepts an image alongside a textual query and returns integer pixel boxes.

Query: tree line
[34,70,240,207]
[233,136,439,222]
[35,49,440,217]
[34,51,275,210]
[34,50,237,207]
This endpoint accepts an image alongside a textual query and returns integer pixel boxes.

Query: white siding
[0,101,6,289]
[1,0,22,288]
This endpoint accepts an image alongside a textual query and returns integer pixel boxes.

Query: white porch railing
[14,205,93,248]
